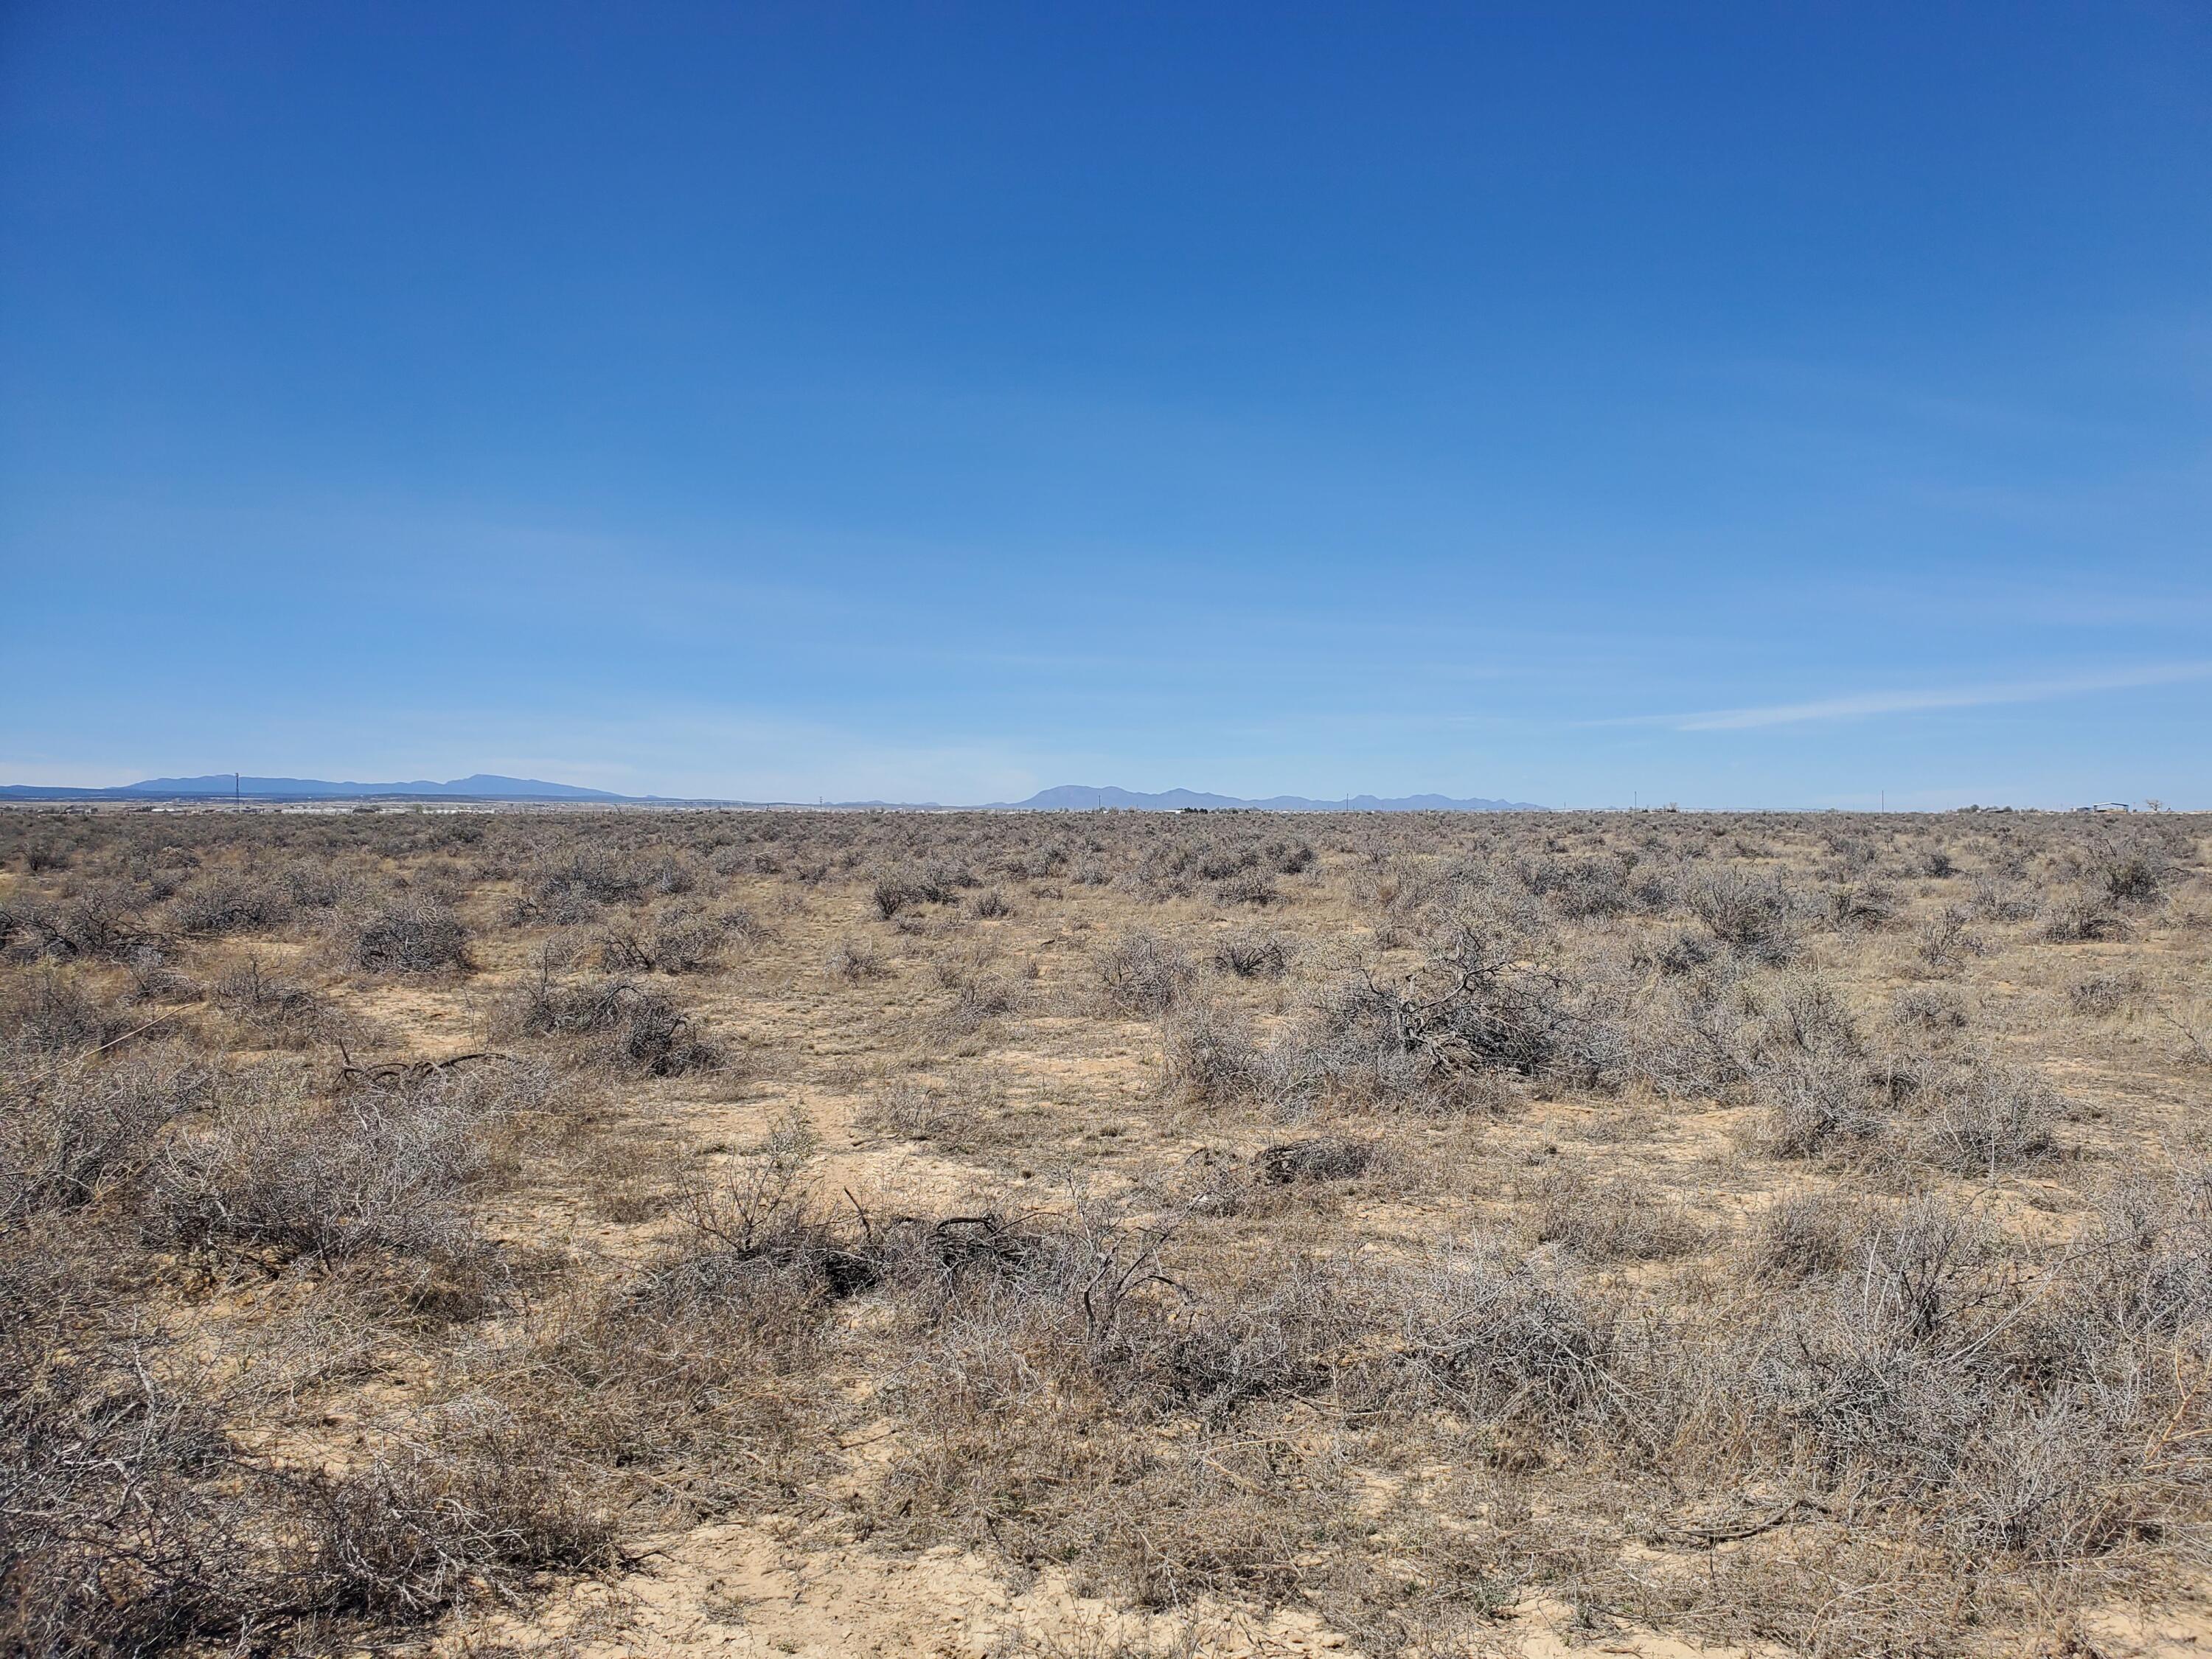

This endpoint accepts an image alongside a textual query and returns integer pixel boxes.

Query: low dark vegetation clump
[344,896,470,975]
[504,970,722,1075]
[1212,931,1291,979]
[170,870,295,936]
[1096,929,1196,1015]
[596,903,758,975]
[213,957,328,1046]
[0,1041,210,1226]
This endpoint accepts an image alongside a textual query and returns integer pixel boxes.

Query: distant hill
[0,773,631,801]
[994,785,1542,812]
[0,775,1541,810]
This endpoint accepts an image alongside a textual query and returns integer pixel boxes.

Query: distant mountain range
[0,773,631,801]
[0,774,1541,810]
[990,785,1540,812]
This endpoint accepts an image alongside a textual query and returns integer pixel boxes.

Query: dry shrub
[2082,1165,2212,1334]
[1161,998,1270,1105]
[170,870,295,936]
[596,905,745,975]
[147,1062,552,1312]
[1214,870,1281,908]
[1919,1062,2060,1176]
[344,896,470,974]
[504,972,722,1075]
[826,936,887,981]
[1823,880,1898,932]
[1890,984,1967,1032]
[1096,930,1196,1015]
[1914,902,1986,970]
[0,1276,610,1655]
[526,849,651,922]
[2067,971,2142,1017]
[305,1412,614,1621]
[526,1138,856,1491]
[7,884,161,964]
[871,874,914,919]
[2040,888,2128,942]
[0,1043,209,1226]
[861,1071,1006,1145]
[1969,875,2038,922]
[1523,855,1650,919]
[1211,931,1291,979]
[1393,1246,1627,1438]
[1526,1164,1705,1261]
[931,971,1023,1040]
[0,970,148,1054]
[1745,1188,1863,1281]
[1252,1137,1374,1185]
[2090,832,2173,908]
[1754,1048,1888,1160]
[1279,911,1613,1111]
[1686,869,1800,963]
[214,956,328,1046]
[0,1315,272,1657]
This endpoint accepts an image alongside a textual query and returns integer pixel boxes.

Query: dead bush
[0,1326,274,1657]
[1161,1000,1270,1105]
[1755,1049,1888,1161]
[1211,931,1291,979]
[1747,1189,1863,1281]
[0,1045,209,1226]
[505,972,722,1076]
[344,897,470,975]
[0,971,144,1052]
[1823,880,1898,932]
[1920,1062,2059,1176]
[1290,912,1610,1101]
[1394,1247,1627,1436]
[596,905,745,975]
[10,885,160,963]
[1214,871,1281,908]
[1915,903,1986,970]
[1891,984,1967,1032]
[932,972,1023,1040]
[871,874,915,919]
[1096,930,1197,1016]
[170,871,295,936]
[214,957,327,1046]
[147,1063,550,1300]
[306,1416,614,1620]
[826,936,888,981]
[1686,870,1799,964]
[2067,972,2142,1018]
[1252,1137,1374,1185]
[1526,1165,1705,1261]
[2040,888,2128,942]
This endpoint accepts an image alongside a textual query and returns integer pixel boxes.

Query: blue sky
[3,1,2207,807]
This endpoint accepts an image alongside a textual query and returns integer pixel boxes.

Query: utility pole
[234,771,240,807]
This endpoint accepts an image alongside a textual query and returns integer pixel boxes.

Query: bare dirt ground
[7,804,2212,1657]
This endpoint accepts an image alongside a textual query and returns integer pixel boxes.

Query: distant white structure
[2088,801,2133,813]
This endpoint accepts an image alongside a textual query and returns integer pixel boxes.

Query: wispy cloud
[1627,662,2212,732]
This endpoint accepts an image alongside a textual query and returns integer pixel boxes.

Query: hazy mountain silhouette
[0,775,1541,810]
[993,785,1540,811]
[0,773,628,801]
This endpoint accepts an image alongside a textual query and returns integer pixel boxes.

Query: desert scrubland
[6,804,2212,1658]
